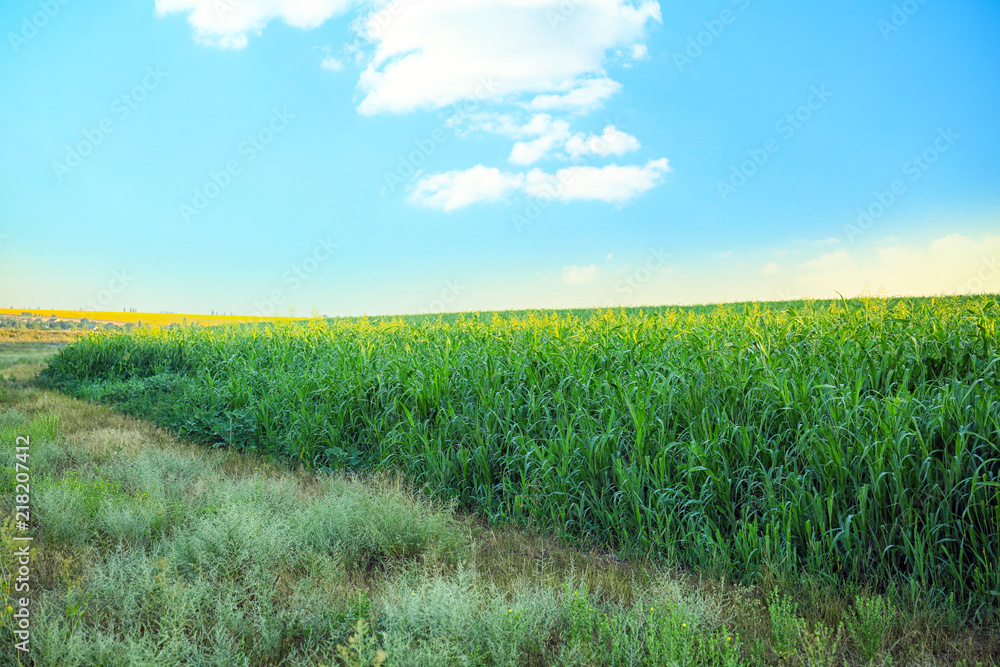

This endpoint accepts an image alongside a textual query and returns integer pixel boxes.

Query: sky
[1,0,998,317]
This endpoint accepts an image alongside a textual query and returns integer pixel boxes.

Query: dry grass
[466,519,657,604]
[1,363,49,383]
[0,329,83,343]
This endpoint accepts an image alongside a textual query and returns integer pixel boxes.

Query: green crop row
[41,296,1000,621]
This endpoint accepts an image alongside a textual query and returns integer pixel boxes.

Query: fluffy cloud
[466,114,641,165]
[407,165,524,212]
[409,158,670,211]
[506,115,572,165]
[321,56,345,71]
[154,0,355,49]
[158,0,670,210]
[158,0,658,112]
[524,158,670,204]
[565,125,640,158]
[523,77,623,114]
[356,2,659,115]
[562,264,600,284]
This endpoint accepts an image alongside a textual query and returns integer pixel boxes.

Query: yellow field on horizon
[0,308,309,328]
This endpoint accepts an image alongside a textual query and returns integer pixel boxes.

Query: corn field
[42,296,1000,620]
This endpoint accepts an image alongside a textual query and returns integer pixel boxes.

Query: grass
[845,594,897,664]
[0,373,466,665]
[0,362,998,664]
[0,344,70,372]
[0,331,82,345]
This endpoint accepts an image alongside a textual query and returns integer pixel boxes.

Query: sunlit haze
[2,0,998,315]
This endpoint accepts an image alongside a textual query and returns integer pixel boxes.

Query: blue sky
[1,0,998,316]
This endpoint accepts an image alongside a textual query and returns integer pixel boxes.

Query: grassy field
[7,295,1000,664]
[0,331,82,345]
[0,344,70,375]
[0,354,996,665]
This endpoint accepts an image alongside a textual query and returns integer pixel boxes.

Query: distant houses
[0,315,128,332]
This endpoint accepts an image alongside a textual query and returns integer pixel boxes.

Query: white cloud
[408,158,670,211]
[565,125,640,159]
[318,41,364,71]
[523,77,623,114]
[631,43,648,60]
[357,1,659,114]
[524,158,670,204]
[157,0,660,112]
[154,0,355,49]
[761,261,780,275]
[407,165,524,212]
[562,264,600,284]
[158,0,672,209]
[469,114,639,164]
[511,113,558,138]
[321,56,345,72]
[509,136,562,165]
[928,232,983,257]
[507,115,572,165]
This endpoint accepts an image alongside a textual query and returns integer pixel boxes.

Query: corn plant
[40,296,1000,621]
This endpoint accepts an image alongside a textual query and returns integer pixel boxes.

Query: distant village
[0,313,134,331]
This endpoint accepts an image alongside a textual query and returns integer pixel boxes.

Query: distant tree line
[0,316,131,331]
